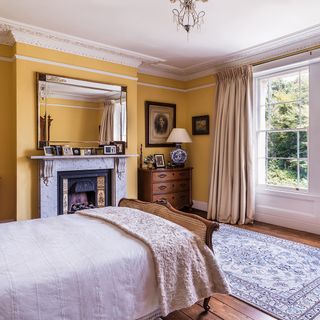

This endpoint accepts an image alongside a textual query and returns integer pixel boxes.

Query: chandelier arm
[170,0,207,34]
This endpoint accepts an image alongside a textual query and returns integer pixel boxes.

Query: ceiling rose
[170,0,208,34]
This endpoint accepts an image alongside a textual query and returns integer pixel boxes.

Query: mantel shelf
[30,154,138,160]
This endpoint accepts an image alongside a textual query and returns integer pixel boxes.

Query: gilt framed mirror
[37,73,127,149]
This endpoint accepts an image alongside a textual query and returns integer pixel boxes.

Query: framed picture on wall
[192,115,210,135]
[145,101,176,147]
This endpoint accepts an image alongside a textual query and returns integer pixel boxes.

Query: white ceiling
[0,0,320,71]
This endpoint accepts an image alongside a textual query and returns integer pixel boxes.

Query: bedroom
[0,1,319,319]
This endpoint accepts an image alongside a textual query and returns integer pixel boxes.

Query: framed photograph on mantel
[145,101,176,147]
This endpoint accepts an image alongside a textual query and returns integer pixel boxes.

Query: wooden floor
[163,217,320,320]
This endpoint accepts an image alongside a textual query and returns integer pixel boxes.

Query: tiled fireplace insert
[57,169,112,215]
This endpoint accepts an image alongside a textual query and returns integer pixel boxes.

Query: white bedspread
[0,214,160,320]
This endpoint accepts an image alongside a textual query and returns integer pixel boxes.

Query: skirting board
[0,219,15,224]
[191,201,319,235]
[192,200,208,212]
[255,209,320,235]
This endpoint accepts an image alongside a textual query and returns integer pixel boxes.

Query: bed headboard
[118,198,219,251]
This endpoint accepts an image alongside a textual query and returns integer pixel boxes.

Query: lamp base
[170,144,187,167]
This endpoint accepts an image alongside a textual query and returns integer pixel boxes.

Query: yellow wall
[44,98,102,143]
[0,45,16,220]
[186,76,217,203]
[0,41,217,221]
[138,73,217,206]
[12,43,138,220]
[137,73,187,165]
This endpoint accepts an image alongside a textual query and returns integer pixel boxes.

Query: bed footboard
[118,198,220,313]
[118,198,219,250]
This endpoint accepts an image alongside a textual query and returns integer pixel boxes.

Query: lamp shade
[166,128,192,143]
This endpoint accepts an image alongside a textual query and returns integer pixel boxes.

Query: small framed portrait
[96,147,105,155]
[62,146,73,156]
[154,154,166,168]
[53,145,62,156]
[192,115,210,135]
[43,146,54,156]
[83,148,92,156]
[72,148,81,156]
[145,101,176,147]
[113,141,125,155]
[103,145,117,155]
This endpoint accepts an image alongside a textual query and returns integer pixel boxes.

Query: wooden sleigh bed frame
[118,198,220,312]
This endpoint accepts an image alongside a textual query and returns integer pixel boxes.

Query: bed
[0,199,229,320]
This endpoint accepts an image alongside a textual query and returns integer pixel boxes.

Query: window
[256,67,309,190]
[112,100,126,142]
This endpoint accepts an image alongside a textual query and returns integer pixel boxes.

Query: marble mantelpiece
[30,155,137,218]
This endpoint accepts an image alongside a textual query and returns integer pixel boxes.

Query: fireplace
[57,169,111,215]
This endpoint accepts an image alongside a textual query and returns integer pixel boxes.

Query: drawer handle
[159,186,167,190]
[158,174,167,178]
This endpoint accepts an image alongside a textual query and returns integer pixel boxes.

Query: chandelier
[170,0,208,34]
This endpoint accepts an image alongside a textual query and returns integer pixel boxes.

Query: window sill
[256,185,320,201]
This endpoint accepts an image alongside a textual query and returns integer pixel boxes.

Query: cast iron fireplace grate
[57,169,111,215]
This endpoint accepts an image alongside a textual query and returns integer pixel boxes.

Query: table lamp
[166,128,192,167]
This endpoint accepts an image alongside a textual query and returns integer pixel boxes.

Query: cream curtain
[207,65,254,224]
[99,100,115,145]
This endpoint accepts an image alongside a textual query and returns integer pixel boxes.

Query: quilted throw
[79,207,230,316]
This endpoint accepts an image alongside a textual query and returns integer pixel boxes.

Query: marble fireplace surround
[30,155,137,218]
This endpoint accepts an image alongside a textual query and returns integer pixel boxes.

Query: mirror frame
[36,73,127,149]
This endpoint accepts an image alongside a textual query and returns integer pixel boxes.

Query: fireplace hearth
[58,169,111,215]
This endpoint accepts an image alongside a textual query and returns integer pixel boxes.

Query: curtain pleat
[207,65,254,224]
[99,100,115,145]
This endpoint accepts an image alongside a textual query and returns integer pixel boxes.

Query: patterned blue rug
[213,224,320,320]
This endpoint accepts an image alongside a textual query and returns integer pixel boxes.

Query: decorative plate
[171,148,187,165]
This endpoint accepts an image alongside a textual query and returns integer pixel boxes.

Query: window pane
[300,101,309,129]
[257,68,309,191]
[299,161,308,189]
[270,73,299,103]
[299,131,308,158]
[269,103,299,129]
[267,159,297,187]
[268,132,297,158]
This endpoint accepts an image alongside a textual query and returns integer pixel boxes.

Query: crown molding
[138,62,187,81]
[140,23,320,80]
[1,17,320,81]
[0,17,165,68]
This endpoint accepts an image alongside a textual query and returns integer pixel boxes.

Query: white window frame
[254,66,309,193]
[254,57,320,198]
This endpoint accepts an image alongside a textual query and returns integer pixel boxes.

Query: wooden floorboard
[238,222,320,248]
[181,304,222,320]
[212,294,275,320]
[163,219,319,320]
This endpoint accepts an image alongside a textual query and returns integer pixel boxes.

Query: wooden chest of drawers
[138,167,192,210]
